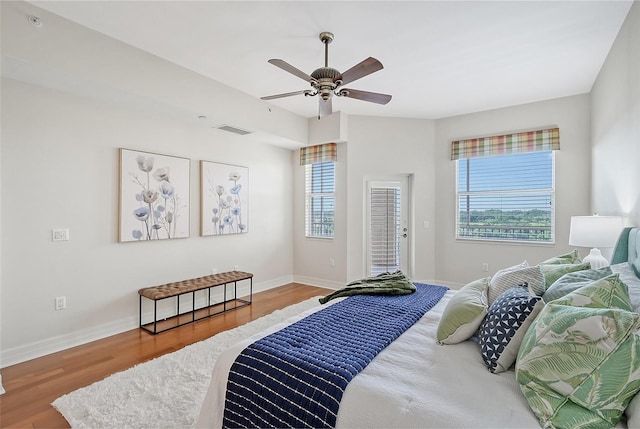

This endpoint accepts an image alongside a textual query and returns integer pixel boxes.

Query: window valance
[450,127,559,161]
[300,143,337,165]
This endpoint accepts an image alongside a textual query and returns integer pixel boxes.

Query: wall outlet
[52,228,69,241]
[330,258,335,267]
[211,267,218,275]
[233,265,239,271]
[482,263,489,272]
[55,296,66,310]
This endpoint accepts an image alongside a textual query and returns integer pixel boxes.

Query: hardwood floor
[0,283,328,428]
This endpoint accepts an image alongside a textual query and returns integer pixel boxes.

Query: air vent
[214,125,252,136]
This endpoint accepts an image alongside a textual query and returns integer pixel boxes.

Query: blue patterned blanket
[222,283,448,428]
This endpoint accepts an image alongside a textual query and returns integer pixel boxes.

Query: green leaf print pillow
[539,262,590,289]
[548,274,632,311]
[539,249,581,265]
[542,266,612,303]
[516,284,640,428]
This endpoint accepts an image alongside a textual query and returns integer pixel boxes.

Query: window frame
[304,161,335,239]
[455,150,556,245]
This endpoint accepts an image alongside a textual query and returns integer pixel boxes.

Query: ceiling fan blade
[338,88,392,105]
[319,98,333,118]
[268,59,316,83]
[261,90,309,100]
[335,57,383,86]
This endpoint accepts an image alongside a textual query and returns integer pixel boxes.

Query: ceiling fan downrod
[319,31,333,67]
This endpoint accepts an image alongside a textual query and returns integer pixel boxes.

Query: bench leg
[153,300,158,334]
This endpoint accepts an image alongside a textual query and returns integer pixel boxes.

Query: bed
[197,227,640,429]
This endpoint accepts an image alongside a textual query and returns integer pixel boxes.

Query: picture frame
[119,148,190,242]
[200,160,248,236]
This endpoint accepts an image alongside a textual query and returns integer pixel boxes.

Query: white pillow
[488,262,546,304]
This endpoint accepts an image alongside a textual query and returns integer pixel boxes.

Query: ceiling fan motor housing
[311,67,341,100]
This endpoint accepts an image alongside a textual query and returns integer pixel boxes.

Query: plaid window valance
[451,127,559,160]
[300,143,337,165]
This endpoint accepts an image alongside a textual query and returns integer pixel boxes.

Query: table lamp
[569,215,623,269]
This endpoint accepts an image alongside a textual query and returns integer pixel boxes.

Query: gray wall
[591,1,640,224]
[1,78,295,366]
[434,95,592,285]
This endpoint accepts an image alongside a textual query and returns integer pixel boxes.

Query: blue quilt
[222,283,448,428]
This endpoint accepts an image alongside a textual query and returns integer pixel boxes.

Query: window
[456,151,555,243]
[305,161,335,238]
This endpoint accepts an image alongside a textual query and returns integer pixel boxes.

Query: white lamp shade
[569,216,623,248]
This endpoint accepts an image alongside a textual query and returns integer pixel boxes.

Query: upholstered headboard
[611,227,640,278]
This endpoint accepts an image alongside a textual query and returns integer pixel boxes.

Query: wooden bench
[138,271,253,334]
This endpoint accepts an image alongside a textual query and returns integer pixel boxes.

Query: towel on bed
[319,270,416,304]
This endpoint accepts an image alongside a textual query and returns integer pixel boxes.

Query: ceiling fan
[261,32,392,118]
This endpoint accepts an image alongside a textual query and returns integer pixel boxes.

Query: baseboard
[292,275,343,290]
[256,275,295,292]
[1,315,138,369]
[0,276,297,369]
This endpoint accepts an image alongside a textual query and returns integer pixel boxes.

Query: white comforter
[196,290,542,428]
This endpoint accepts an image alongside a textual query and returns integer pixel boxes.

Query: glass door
[366,176,409,276]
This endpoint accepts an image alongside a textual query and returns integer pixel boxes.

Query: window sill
[305,236,334,241]
[456,237,556,247]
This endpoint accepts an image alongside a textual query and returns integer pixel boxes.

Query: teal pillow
[437,277,489,345]
[539,262,590,289]
[540,249,581,265]
[548,274,631,310]
[516,281,640,429]
[543,267,613,303]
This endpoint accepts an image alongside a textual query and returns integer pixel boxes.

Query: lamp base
[583,248,609,269]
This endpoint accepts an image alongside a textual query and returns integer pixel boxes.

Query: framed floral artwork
[119,148,190,242]
[200,161,248,236]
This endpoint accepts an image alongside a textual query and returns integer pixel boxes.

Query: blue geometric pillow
[479,284,544,373]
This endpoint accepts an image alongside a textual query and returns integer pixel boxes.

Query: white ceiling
[29,1,633,120]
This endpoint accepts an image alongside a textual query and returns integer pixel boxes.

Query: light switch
[52,228,69,241]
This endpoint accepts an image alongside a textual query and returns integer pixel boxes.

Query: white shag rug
[52,297,322,429]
